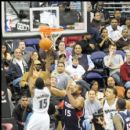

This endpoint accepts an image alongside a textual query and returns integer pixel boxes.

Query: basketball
[39,38,53,51]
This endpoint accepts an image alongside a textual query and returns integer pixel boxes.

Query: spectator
[57,41,72,62]
[93,2,110,24]
[28,51,41,69]
[121,18,130,39]
[120,51,130,88]
[97,27,115,53]
[39,47,58,72]
[57,41,66,56]
[18,40,32,64]
[104,44,124,85]
[91,11,105,32]
[116,28,130,52]
[7,48,28,95]
[113,98,130,130]
[107,76,125,98]
[86,2,94,26]
[4,40,18,54]
[103,86,118,130]
[113,9,126,26]
[87,24,101,44]
[66,56,85,81]
[125,88,130,100]
[83,89,102,130]
[2,44,12,81]
[13,96,32,130]
[52,54,70,72]
[125,88,130,110]
[51,61,71,90]
[86,2,93,12]
[69,44,95,71]
[20,60,50,97]
[87,26,101,45]
[2,44,12,63]
[77,32,97,54]
[106,18,122,42]
[85,80,104,101]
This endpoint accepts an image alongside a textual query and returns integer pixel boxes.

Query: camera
[92,108,104,123]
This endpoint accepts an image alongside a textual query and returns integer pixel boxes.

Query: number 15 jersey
[62,96,83,130]
[33,87,51,113]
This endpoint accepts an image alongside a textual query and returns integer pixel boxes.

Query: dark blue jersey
[62,96,83,130]
[119,110,130,130]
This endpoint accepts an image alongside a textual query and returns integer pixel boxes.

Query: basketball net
[39,25,64,50]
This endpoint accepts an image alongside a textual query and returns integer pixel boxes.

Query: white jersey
[103,98,118,130]
[32,87,51,113]
[25,87,51,130]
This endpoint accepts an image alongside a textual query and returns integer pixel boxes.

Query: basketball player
[113,98,130,130]
[103,86,118,130]
[24,77,51,130]
[51,80,85,130]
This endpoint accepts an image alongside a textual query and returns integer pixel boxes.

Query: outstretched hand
[66,80,76,94]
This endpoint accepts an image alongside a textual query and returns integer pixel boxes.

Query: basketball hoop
[39,25,64,50]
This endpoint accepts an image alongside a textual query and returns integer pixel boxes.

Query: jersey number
[65,109,71,117]
[39,99,47,109]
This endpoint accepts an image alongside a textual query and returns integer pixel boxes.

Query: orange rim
[39,26,64,36]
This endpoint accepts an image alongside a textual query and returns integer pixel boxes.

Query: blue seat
[91,51,106,60]
[85,72,103,79]
[24,38,40,45]
[26,46,36,52]
[24,38,40,51]
[90,51,109,77]
[82,71,105,88]
[83,51,109,88]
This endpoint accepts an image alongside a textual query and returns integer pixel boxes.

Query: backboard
[1,1,87,38]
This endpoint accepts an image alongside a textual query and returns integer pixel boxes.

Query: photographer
[92,109,105,130]
[20,60,50,97]
[83,89,102,130]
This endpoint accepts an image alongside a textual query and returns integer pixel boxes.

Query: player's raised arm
[66,81,84,110]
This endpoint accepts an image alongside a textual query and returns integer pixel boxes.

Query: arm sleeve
[113,114,123,130]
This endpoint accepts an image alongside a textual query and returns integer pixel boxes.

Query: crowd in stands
[1,1,130,130]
